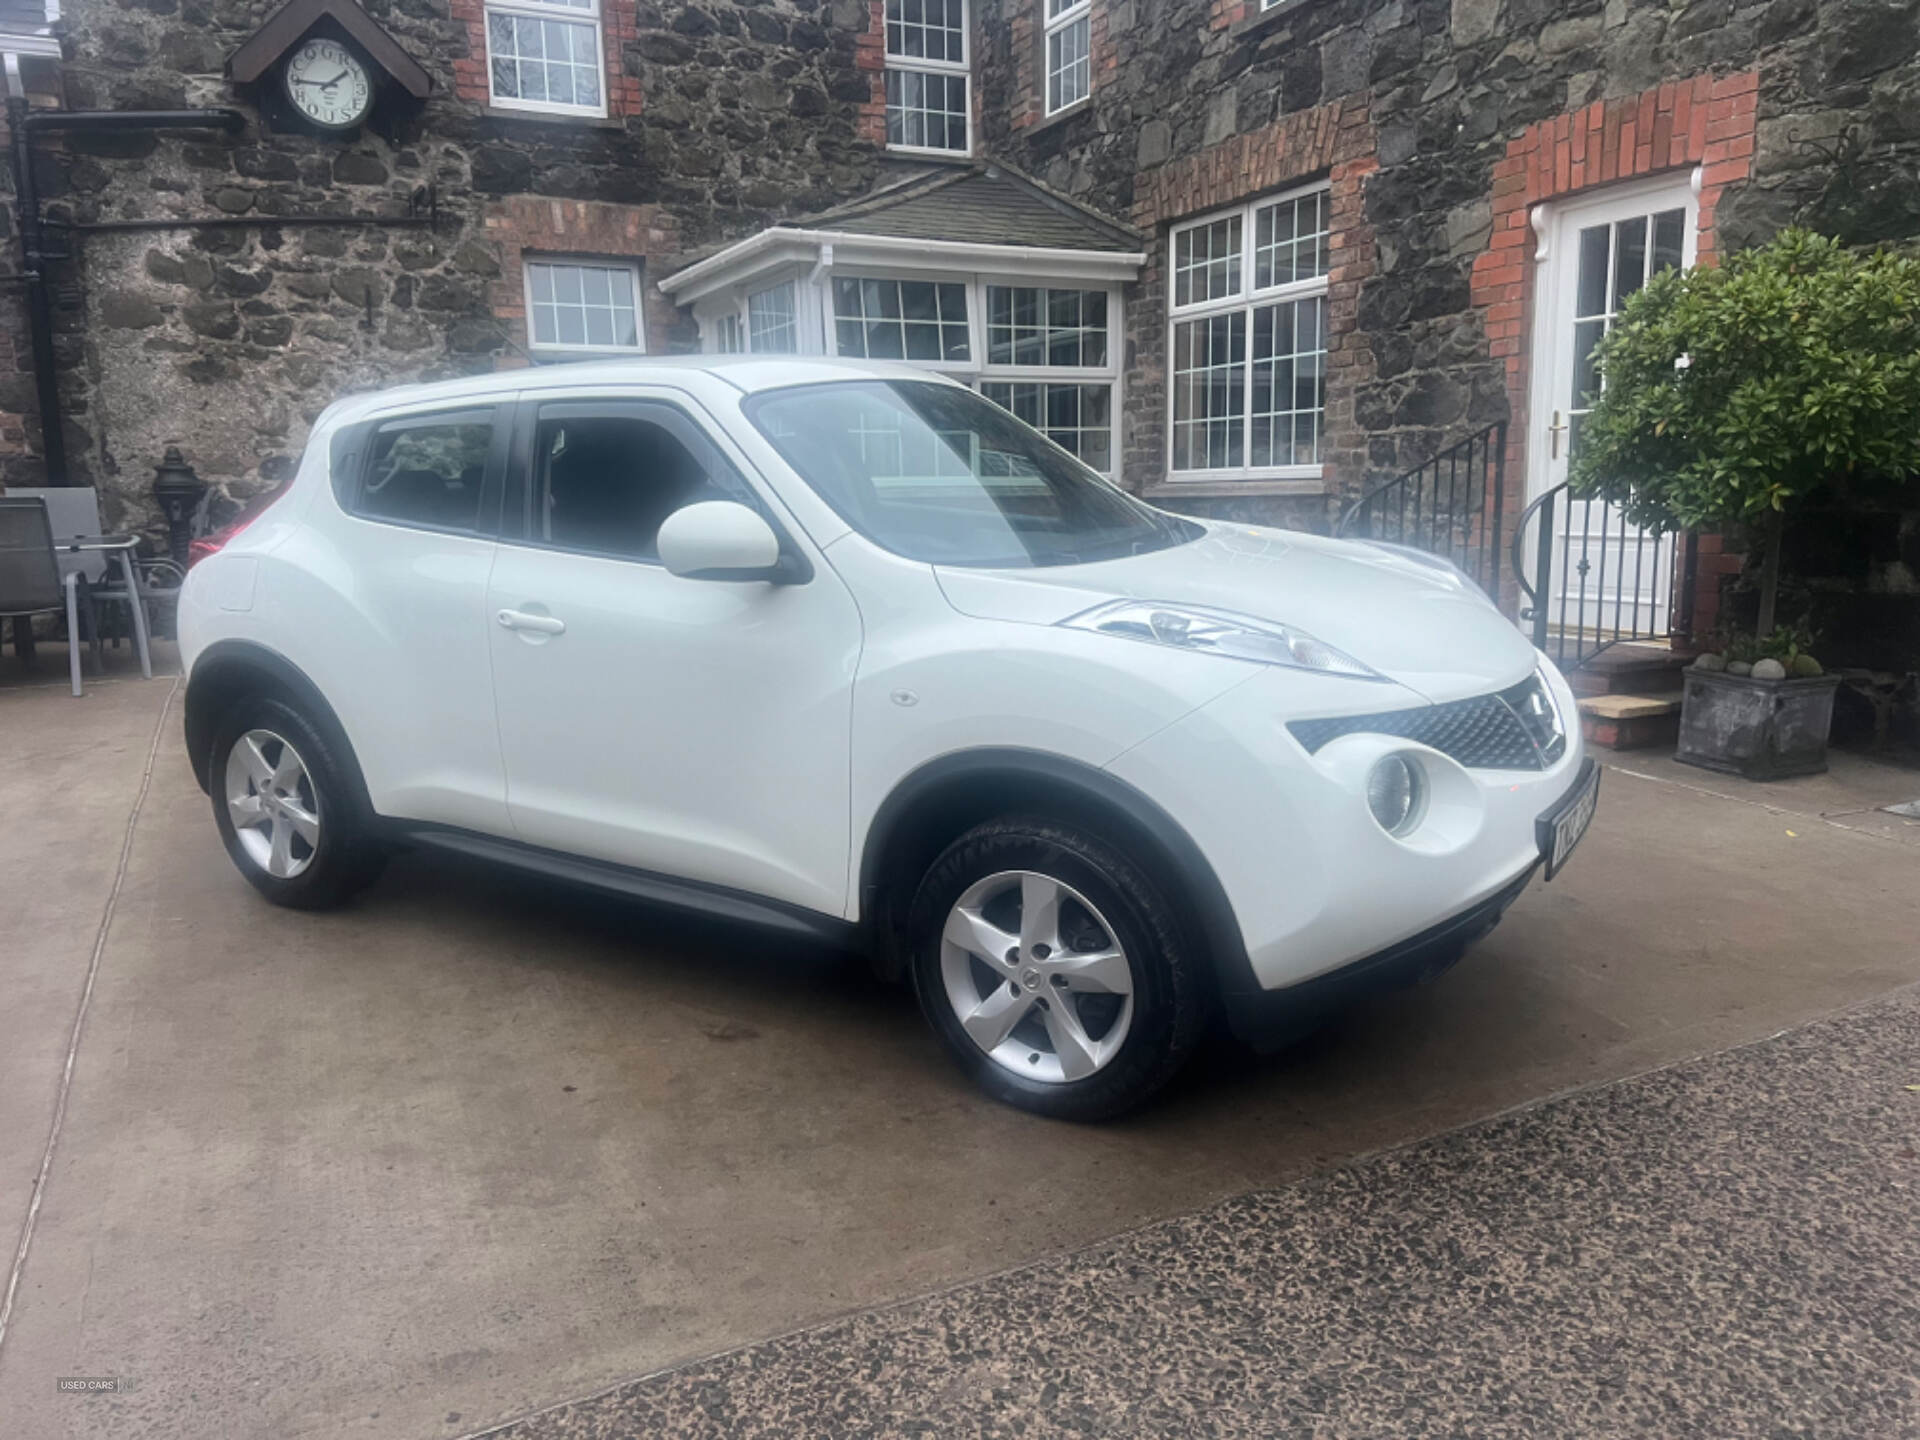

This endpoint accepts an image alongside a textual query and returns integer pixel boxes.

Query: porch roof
[659,163,1145,303]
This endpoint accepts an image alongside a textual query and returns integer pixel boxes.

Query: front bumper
[1217,860,1537,1052]
[1105,659,1589,1009]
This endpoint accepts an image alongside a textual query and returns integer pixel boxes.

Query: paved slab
[0,660,179,1270]
[0,680,1916,1438]
[475,985,1920,1440]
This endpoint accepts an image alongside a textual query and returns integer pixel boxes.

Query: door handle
[497,608,566,635]
[1549,410,1569,460]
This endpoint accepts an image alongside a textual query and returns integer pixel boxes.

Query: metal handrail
[1334,421,1507,596]
[1512,479,1693,668]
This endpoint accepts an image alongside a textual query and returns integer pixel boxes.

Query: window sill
[1025,97,1092,138]
[1144,477,1326,498]
[483,105,623,131]
[885,144,975,162]
[1229,0,1324,42]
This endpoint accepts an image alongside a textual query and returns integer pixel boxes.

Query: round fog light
[1366,754,1426,837]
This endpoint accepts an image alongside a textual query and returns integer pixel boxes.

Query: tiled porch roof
[786,163,1141,254]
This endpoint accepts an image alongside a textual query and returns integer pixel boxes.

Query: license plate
[1537,761,1600,880]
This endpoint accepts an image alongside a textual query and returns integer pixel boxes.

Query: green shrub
[1569,229,1920,636]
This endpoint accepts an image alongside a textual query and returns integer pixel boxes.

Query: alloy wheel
[938,869,1135,1084]
[223,728,322,880]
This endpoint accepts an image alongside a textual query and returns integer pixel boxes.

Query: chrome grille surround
[1288,673,1567,771]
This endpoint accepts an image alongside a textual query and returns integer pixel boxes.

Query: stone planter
[1675,668,1843,781]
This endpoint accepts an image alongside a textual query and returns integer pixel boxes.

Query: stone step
[1577,690,1684,751]
[1568,642,1693,696]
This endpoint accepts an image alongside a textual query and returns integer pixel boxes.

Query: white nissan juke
[178,356,1597,1120]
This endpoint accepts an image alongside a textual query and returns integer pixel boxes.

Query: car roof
[317,355,966,428]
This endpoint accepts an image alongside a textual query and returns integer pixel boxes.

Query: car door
[313,402,513,835]
[485,393,863,919]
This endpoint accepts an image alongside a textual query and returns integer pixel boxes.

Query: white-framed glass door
[1528,175,1695,641]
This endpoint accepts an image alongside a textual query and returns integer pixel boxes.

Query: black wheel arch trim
[857,747,1255,997]
[184,640,373,818]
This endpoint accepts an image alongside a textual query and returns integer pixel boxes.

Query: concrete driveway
[2,644,1918,1438]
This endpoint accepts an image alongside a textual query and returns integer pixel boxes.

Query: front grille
[1288,673,1567,771]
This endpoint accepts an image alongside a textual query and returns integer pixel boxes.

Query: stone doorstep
[1578,690,1684,751]
[1567,641,1692,697]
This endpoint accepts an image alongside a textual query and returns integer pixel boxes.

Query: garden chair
[9,486,170,674]
[0,497,85,696]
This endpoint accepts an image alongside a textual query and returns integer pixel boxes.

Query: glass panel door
[1530,182,1695,646]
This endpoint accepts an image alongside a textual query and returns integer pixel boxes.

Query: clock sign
[283,38,372,130]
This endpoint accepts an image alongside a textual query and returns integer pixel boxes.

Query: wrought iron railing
[1335,422,1507,598]
[1511,481,1697,671]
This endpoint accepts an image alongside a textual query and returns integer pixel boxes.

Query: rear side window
[355,410,495,532]
[529,410,752,563]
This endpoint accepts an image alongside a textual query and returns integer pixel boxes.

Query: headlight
[1366,754,1427,836]
[1060,601,1385,681]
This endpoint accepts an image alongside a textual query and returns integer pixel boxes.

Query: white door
[1528,175,1696,640]
[486,395,863,920]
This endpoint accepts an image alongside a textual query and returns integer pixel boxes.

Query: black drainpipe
[7,105,243,484]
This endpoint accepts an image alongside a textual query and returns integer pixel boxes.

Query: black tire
[208,693,387,910]
[906,817,1209,1121]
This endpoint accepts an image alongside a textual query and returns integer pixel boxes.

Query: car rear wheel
[907,818,1208,1121]
[210,695,385,909]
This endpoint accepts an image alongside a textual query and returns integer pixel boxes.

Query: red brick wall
[1470,72,1758,639]
[450,0,644,118]
[854,0,887,146]
[482,197,685,363]
[1127,96,1378,499]
[1208,0,1249,29]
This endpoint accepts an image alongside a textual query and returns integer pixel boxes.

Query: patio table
[62,534,152,681]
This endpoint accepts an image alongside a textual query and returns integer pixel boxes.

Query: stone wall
[975,0,1920,524]
[9,0,886,527]
[7,0,1920,539]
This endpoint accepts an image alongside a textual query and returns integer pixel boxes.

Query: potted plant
[1570,229,1920,780]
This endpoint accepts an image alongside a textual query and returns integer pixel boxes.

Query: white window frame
[522,256,646,359]
[746,280,800,354]
[884,0,972,157]
[484,0,608,119]
[1043,0,1092,116]
[1166,179,1331,486]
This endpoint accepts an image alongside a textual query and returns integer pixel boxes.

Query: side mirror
[658,501,803,583]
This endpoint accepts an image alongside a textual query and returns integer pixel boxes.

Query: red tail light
[187,481,289,567]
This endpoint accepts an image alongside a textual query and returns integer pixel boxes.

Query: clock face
[284,38,372,130]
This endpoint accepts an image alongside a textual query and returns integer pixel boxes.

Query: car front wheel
[906,818,1208,1121]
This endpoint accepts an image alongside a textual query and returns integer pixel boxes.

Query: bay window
[747,281,799,354]
[1168,182,1331,482]
[833,277,971,363]
[885,0,970,154]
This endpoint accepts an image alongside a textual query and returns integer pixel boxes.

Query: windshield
[743,380,1201,568]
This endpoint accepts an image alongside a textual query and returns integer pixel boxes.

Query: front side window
[885,0,969,153]
[1044,0,1091,114]
[531,414,742,562]
[357,411,494,532]
[1169,182,1330,479]
[748,282,799,353]
[833,277,970,362]
[486,0,604,115]
[746,380,1194,567]
[524,259,644,358]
